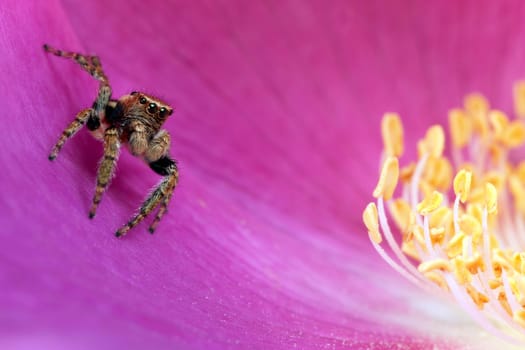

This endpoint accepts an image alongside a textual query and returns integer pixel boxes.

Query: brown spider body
[44,44,179,237]
[97,94,172,159]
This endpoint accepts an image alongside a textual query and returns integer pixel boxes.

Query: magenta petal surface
[3,0,525,349]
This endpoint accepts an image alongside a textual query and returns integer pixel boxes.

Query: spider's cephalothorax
[44,44,179,237]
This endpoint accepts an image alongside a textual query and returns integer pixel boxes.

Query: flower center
[363,82,525,345]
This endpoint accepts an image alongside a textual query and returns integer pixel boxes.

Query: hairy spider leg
[127,130,174,234]
[145,130,171,162]
[115,157,179,237]
[89,128,120,218]
[148,183,175,234]
[43,44,108,83]
[49,108,92,160]
[128,120,149,156]
[43,44,112,130]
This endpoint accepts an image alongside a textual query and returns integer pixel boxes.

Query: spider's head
[118,91,174,124]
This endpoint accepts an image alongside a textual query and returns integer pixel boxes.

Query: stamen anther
[449,109,471,148]
[373,157,399,200]
[513,81,525,118]
[381,113,404,157]
[417,190,443,215]
[418,125,445,158]
[363,202,382,244]
[418,259,451,273]
[453,169,472,203]
[485,182,498,215]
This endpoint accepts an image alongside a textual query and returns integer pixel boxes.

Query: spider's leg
[118,130,174,235]
[115,156,179,237]
[145,131,174,233]
[43,44,109,83]
[144,130,174,233]
[128,120,149,156]
[44,44,113,134]
[144,129,171,162]
[89,127,120,218]
[89,55,108,82]
[148,180,176,234]
[49,108,92,161]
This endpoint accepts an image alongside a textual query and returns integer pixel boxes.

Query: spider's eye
[147,103,158,114]
[130,91,138,95]
[159,107,168,117]
[139,97,147,104]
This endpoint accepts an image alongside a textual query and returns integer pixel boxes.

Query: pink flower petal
[4,0,525,348]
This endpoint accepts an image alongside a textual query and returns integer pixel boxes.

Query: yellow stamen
[381,113,404,157]
[489,143,504,164]
[400,162,416,183]
[424,271,449,290]
[465,253,484,274]
[430,227,445,245]
[449,109,471,148]
[365,84,525,341]
[512,253,525,275]
[373,157,399,200]
[489,110,509,140]
[402,240,420,260]
[447,232,465,258]
[389,199,414,234]
[514,310,525,328]
[489,279,502,289]
[516,161,525,181]
[514,276,525,306]
[483,171,505,191]
[465,93,489,117]
[509,175,525,216]
[424,157,452,191]
[418,259,451,273]
[466,284,489,309]
[459,214,482,241]
[453,169,472,203]
[499,292,513,316]
[464,93,489,138]
[464,93,489,139]
[418,125,445,158]
[493,250,512,274]
[363,202,382,244]
[417,190,443,215]
[503,121,525,148]
[412,225,427,248]
[429,206,451,228]
[418,180,434,200]
[514,81,525,118]
[485,182,498,214]
[467,186,485,206]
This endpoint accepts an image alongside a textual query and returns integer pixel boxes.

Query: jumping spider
[44,44,179,237]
